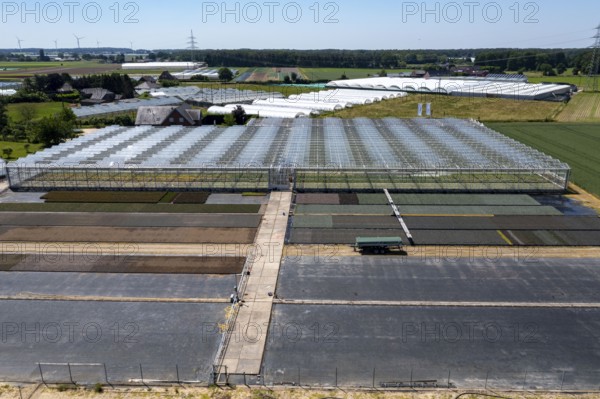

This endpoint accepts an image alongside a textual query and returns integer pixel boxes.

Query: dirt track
[284,245,600,259]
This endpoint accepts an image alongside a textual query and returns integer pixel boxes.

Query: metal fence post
[522,370,528,390]
[560,370,566,391]
[103,363,111,387]
[335,367,338,388]
[447,370,451,388]
[67,363,74,385]
[139,364,145,386]
[176,364,180,385]
[38,363,46,386]
[372,367,376,388]
[298,367,301,387]
[485,370,489,390]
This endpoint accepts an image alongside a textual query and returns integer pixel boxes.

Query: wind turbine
[53,40,58,50]
[96,40,101,49]
[16,37,24,51]
[73,34,84,49]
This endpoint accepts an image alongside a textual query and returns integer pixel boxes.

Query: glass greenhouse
[7,118,570,192]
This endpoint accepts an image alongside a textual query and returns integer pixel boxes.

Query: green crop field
[188,82,322,95]
[556,93,600,122]
[525,71,590,91]
[489,122,600,196]
[6,102,69,122]
[326,94,563,122]
[300,68,411,81]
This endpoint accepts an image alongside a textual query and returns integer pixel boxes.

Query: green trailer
[354,237,404,254]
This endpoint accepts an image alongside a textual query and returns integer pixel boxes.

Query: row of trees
[0,101,77,147]
[4,73,137,105]
[20,73,136,99]
[161,48,592,71]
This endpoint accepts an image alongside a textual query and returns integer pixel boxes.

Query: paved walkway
[221,191,292,375]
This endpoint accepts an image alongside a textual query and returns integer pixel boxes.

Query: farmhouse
[135,104,202,126]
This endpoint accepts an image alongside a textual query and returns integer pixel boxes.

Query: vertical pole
[410,369,413,388]
[104,363,110,387]
[560,370,566,391]
[18,386,23,399]
[298,367,301,387]
[244,372,247,387]
[38,363,46,386]
[67,363,74,385]
[372,367,376,388]
[523,370,527,391]
[176,364,180,385]
[447,370,451,388]
[335,367,338,388]
[485,370,489,390]
[139,364,144,386]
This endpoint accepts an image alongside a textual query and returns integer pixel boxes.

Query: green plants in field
[489,122,600,196]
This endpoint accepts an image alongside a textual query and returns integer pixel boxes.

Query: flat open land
[234,67,306,83]
[0,202,261,213]
[490,123,600,196]
[0,61,120,78]
[556,92,600,122]
[325,94,562,122]
[290,193,600,246]
[0,255,245,274]
[262,256,600,390]
[0,212,262,228]
[300,68,411,81]
[0,272,235,298]
[0,226,257,244]
[0,301,226,384]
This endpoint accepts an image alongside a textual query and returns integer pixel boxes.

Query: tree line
[161,48,592,72]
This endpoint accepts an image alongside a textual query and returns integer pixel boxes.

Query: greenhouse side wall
[8,165,570,193]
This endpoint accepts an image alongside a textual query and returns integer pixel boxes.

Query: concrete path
[221,191,292,375]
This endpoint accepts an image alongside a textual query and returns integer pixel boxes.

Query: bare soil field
[0,226,257,244]
[0,254,244,274]
[296,193,340,205]
[173,192,211,204]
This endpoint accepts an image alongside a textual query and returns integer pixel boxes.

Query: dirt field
[0,255,245,274]
[0,226,257,244]
[295,193,340,205]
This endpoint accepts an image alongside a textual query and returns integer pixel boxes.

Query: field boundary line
[0,293,229,303]
[274,299,600,308]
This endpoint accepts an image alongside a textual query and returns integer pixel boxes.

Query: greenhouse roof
[13,118,569,171]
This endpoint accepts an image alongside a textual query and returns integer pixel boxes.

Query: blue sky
[1,0,598,49]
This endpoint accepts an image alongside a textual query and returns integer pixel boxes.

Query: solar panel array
[13,118,568,171]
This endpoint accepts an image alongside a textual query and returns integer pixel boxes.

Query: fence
[2,363,600,391]
[2,363,214,386]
